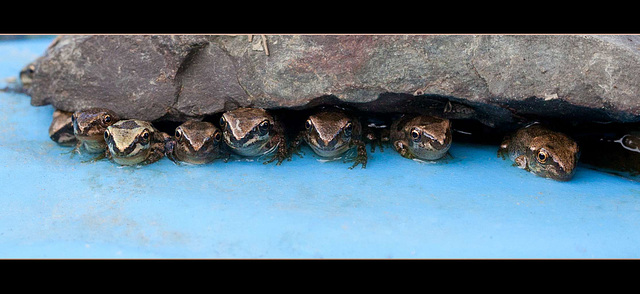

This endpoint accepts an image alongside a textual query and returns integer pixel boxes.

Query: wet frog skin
[104,119,170,166]
[71,108,120,154]
[219,107,290,165]
[390,114,452,161]
[165,120,223,164]
[49,110,77,146]
[291,108,368,169]
[498,124,580,181]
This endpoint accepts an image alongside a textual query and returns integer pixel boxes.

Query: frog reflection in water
[291,108,368,169]
[390,114,452,161]
[219,107,290,165]
[71,108,120,161]
[165,120,223,164]
[104,119,170,166]
[499,124,580,181]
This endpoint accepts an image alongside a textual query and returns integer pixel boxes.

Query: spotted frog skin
[291,107,368,169]
[49,110,77,146]
[390,114,452,161]
[71,108,120,155]
[165,120,223,164]
[104,119,170,166]
[219,107,290,165]
[498,124,580,181]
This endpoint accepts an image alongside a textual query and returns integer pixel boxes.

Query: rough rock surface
[26,35,640,129]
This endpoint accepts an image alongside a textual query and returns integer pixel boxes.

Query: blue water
[1,36,639,259]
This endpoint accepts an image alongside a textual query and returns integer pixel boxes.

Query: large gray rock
[26,35,640,128]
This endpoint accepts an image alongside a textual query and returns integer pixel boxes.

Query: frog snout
[317,137,340,150]
[430,139,449,150]
[110,143,135,156]
[192,145,204,152]
[318,138,331,148]
[191,141,210,152]
[110,146,126,156]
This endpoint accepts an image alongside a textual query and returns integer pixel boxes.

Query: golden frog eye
[104,130,109,140]
[219,116,226,128]
[410,129,421,141]
[214,130,222,142]
[537,150,548,163]
[305,119,312,130]
[175,128,182,138]
[103,114,112,124]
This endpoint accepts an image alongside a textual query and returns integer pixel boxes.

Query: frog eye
[305,119,312,130]
[141,130,150,140]
[411,129,421,141]
[537,150,548,163]
[258,120,270,135]
[175,128,182,139]
[103,114,112,124]
[104,130,109,140]
[344,122,353,137]
[214,131,222,142]
[219,116,226,128]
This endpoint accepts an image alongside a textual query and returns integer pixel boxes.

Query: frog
[49,110,77,146]
[389,114,452,161]
[498,123,580,181]
[219,107,291,165]
[104,119,170,166]
[19,62,36,90]
[219,107,290,165]
[290,107,368,169]
[71,108,120,160]
[165,120,223,164]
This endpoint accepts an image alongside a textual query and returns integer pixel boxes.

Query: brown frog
[390,114,452,161]
[49,110,77,146]
[219,107,290,165]
[165,120,223,164]
[498,123,580,181]
[291,107,368,169]
[104,119,170,166]
[71,108,120,161]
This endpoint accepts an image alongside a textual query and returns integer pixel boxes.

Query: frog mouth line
[109,143,146,158]
[111,150,142,157]
[313,146,340,152]
[75,133,104,140]
[310,144,349,157]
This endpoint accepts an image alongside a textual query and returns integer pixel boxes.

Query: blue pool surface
[1,37,639,259]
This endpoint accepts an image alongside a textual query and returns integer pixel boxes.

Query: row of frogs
[48,105,583,181]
